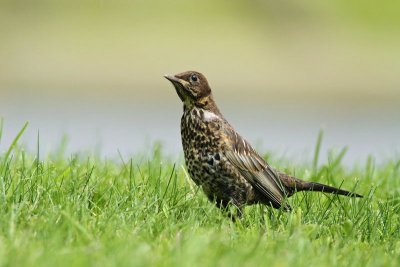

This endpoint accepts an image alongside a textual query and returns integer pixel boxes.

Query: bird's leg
[215,199,243,222]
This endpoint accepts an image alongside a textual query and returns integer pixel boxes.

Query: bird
[164,71,362,217]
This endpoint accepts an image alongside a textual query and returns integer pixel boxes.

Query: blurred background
[1,0,399,164]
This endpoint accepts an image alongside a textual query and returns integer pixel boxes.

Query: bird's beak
[164,74,182,84]
[164,74,190,89]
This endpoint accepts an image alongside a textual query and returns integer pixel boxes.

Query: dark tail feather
[277,172,363,198]
[297,181,363,198]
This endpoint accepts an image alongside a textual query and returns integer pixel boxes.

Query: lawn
[0,124,399,267]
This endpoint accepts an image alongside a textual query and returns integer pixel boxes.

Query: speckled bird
[164,71,362,216]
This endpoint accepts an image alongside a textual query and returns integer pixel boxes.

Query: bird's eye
[190,74,198,82]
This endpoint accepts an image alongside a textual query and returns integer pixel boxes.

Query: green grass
[0,126,399,267]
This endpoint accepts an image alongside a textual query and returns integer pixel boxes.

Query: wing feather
[224,128,289,209]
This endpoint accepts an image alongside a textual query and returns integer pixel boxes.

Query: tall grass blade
[313,129,324,174]
[1,122,29,174]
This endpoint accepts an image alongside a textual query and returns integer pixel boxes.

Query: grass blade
[1,122,29,174]
[313,129,324,174]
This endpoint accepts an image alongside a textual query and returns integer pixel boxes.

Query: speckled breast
[180,107,252,204]
[180,107,221,183]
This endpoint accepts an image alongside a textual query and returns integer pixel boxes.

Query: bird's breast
[181,108,223,154]
[180,108,226,181]
[179,107,256,204]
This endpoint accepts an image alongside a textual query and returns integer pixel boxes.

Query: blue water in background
[1,92,399,166]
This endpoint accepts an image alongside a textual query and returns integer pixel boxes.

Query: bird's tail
[278,172,362,198]
[295,180,363,197]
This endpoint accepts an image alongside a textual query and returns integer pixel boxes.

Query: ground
[0,129,399,267]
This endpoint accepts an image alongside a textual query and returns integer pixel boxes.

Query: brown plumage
[164,71,362,216]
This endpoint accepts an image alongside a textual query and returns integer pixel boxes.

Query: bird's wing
[223,129,288,209]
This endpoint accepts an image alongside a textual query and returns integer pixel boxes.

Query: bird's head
[164,71,212,108]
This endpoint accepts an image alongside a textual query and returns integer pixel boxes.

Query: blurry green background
[1,0,399,163]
